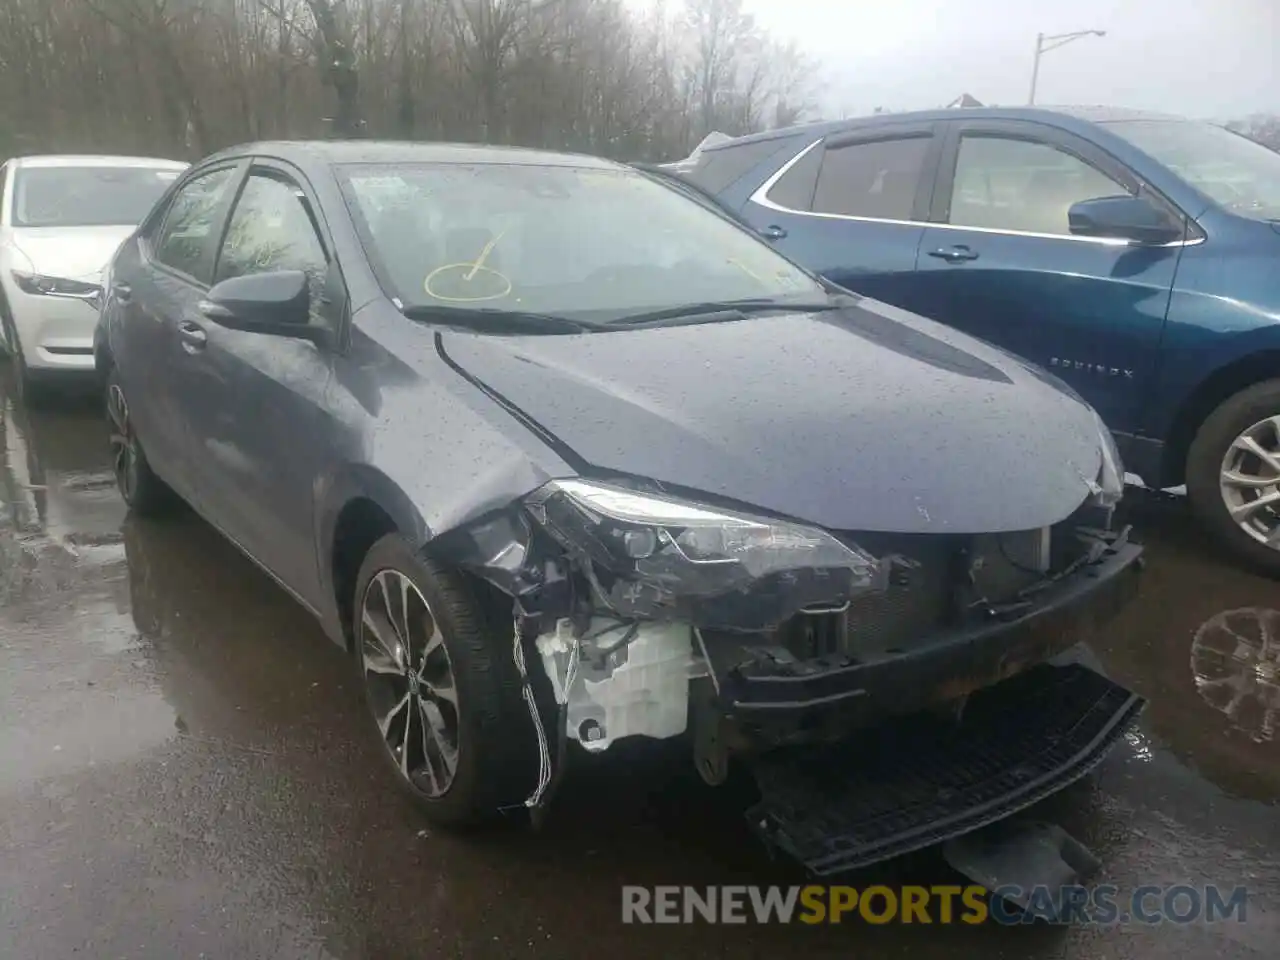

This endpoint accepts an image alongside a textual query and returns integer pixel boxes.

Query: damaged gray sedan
[95,140,1144,876]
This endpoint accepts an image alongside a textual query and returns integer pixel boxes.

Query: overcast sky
[730,0,1276,121]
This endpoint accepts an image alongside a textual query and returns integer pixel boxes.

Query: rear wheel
[352,534,534,826]
[1186,379,1280,577]
[106,367,174,515]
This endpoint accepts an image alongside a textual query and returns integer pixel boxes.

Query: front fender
[1150,321,1280,443]
[1150,218,1280,447]
[310,316,583,639]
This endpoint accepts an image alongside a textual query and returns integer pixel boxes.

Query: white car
[0,155,188,400]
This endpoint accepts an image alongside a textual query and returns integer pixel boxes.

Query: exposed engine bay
[434,469,1143,840]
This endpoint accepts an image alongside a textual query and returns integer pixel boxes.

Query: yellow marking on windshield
[465,227,508,281]
[422,226,514,302]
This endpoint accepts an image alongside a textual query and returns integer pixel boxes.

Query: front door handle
[112,282,132,303]
[178,321,207,353]
[927,245,980,263]
[759,224,788,241]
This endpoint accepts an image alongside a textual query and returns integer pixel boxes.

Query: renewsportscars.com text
[621,884,1250,925]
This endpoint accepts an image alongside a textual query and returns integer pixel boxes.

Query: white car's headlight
[11,270,102,305]
[524,478,885,627]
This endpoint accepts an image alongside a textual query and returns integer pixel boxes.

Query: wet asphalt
[0,379,1277,960]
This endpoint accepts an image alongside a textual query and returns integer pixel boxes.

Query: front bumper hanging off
[745,660,1145,876]
[722,534,1147,876]
[699,534,1143,733]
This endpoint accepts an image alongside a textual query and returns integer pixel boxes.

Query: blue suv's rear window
[686,140,791,194]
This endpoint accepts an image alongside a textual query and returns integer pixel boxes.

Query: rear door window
[763,143,824,211]
[811,137,931,219]
[152,167,238,283]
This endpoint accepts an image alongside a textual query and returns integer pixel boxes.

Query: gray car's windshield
[11,166,182,228]
[338,162,823,324]
[1109,120,1280,220]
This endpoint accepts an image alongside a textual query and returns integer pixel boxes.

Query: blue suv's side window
[763,142,823,211]
[810,137,932,221]
[947,135,1131,236]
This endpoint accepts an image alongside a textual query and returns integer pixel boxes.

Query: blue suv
[676,107,1280,575]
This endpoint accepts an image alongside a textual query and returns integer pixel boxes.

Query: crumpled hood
[438,297,1106,534]
[10,226,135,281]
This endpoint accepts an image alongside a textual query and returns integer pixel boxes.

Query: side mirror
[199,269,327,344]
[1068,195,1183,246]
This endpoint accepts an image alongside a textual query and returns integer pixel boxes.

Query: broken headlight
[1090,411,1125,509]
[524,479,885,624]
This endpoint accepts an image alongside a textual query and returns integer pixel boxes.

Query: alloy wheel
[107,382,139,503]
[359,569,461,798]
[1219,415,1280,549]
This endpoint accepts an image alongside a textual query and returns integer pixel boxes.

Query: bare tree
[0,0,821,163]
[305,0,362,136]
[682,0,757,136]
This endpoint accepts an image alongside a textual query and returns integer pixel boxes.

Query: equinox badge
[1049,357,1134,379]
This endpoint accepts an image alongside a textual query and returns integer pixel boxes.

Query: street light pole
[1028,29,1107,105]
[1029,32,1044,106]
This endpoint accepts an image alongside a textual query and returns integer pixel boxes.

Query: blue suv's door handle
[759,224,788,241]
[927,245,980,263]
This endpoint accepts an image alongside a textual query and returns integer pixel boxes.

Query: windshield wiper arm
[400,304,605,333]
[609,296,849,328]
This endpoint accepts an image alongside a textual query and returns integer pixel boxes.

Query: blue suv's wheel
[1187,379,1280,577]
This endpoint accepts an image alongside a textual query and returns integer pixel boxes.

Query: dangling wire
[512,618,553,810]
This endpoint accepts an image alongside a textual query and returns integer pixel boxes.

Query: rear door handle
[178,320,207,353]
[927,245,980,263]
[759,224,787,241]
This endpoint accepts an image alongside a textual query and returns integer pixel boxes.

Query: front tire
[106,367,174,516]
[352,534,534,826]
[1,307,51,407]
[1186,378,1280,577]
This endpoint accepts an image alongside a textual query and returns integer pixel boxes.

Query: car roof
[200,140,624,172]
[10,154,189,169]
[698,105,1198,153]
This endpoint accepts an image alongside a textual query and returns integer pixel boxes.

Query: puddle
[1191,607,1280,743]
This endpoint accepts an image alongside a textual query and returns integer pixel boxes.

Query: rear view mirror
[200,269,325,343]
[1068,196,1183,246]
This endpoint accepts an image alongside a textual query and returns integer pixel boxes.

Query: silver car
[0,155,188,401]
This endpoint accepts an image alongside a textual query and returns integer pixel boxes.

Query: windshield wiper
[608,295,850,328]
[400,304,606,333]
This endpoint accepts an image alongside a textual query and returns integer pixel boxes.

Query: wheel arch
[1161,350,1280,488]
[318,465,430,650]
